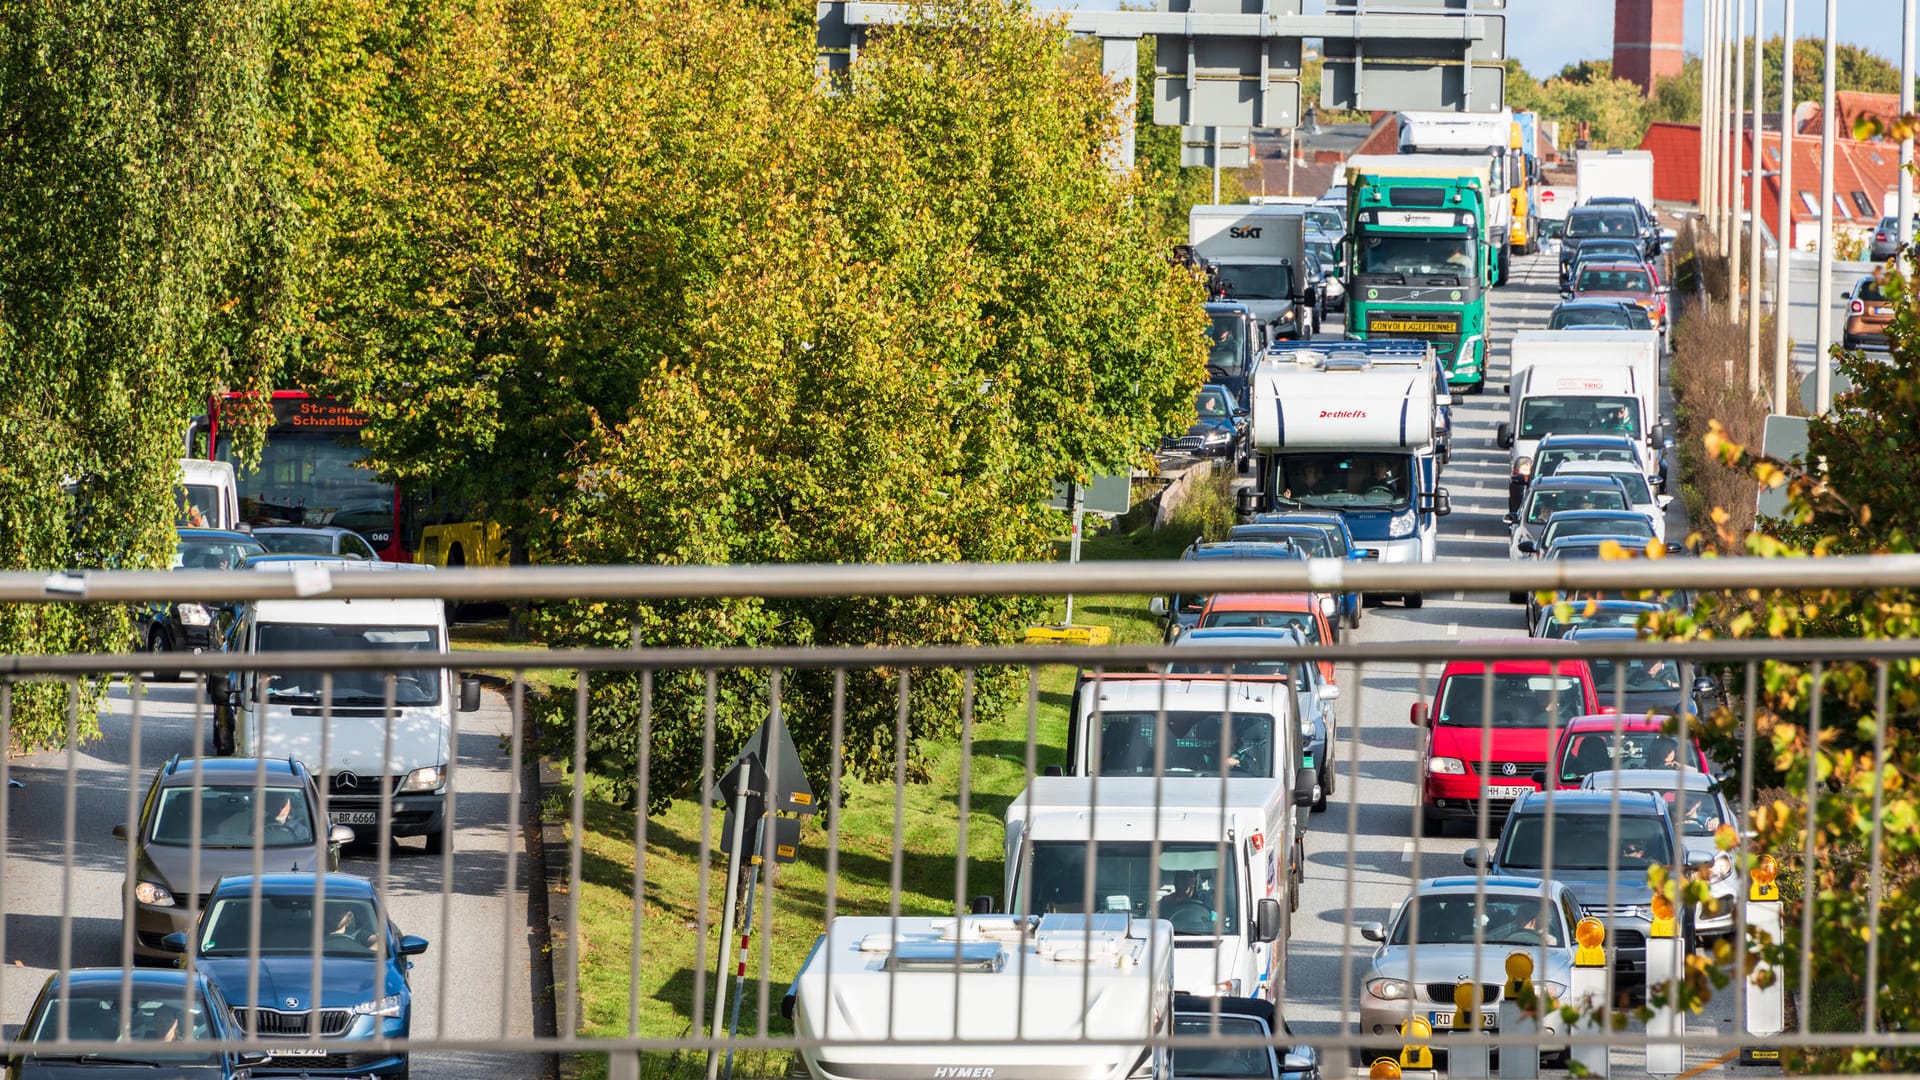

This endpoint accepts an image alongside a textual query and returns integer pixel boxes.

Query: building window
[1853,191,1878,217]
[1800,191,1821,215]
[1833,194,1851,219]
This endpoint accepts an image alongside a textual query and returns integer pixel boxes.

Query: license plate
[1371,320,1459,334]
[1429,1010,1500,1029]
[329,811,377,825]
[1485,785,1534,799]
[271,1049,328,1058]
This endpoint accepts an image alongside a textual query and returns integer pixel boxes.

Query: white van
[209,592,479,853]
[177,459,241,531]
[1004,776,1293,1001]
[784,914,1175,1080]
[1497,362,1663,491]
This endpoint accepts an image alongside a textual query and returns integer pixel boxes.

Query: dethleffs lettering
[1319,409,1366,419]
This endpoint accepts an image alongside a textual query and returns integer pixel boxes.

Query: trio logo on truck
[1228,225,1262,239]
[1320,409,1367,419]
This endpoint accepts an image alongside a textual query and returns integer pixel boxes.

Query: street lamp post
[1772,0,1795,417]
[1813,0,1837,415]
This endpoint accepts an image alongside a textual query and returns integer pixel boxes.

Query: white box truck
[1189,204,1314,340]
[1496,362,1664,496]
[1398,110,1521,284]
[178,458,241,531]
[207,586,481,854]
[1003,777,1293,1000]
[784,913,1175,1080]
[1574,149,1656,211]
[1506,328,1661,400]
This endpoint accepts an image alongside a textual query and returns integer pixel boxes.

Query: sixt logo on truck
[1228,225,1263,239]
[1320,409,1367,419]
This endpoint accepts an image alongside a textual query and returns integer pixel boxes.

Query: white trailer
[1574,149,1656,212]
[785,913,1176,1080]
[1189,204,1313,340]
[1004,777,1293,1001]
[1397,110,1520,283]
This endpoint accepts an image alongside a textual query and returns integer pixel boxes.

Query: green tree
[0,0,289,747]
[1648,57,1704,125]
[1743,37,1902,114]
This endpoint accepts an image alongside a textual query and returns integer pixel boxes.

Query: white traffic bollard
[1740,855,1784,1066]
[1497,952,1540,1080]
[1451,981,1491,1080]
[1569,916,1611,1079]
[1645,894,1686,1078]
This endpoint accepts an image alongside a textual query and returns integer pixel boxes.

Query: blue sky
[1514,0,1911,77]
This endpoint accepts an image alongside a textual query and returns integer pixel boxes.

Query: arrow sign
[710,715,817,816]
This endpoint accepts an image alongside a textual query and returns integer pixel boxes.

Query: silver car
[1357,877,1578,1062]
[1581,768,1740,936]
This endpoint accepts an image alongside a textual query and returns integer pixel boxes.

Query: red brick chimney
[1614,0,1684,93]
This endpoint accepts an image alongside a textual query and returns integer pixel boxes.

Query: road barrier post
[1450,982,1490,1080]
[1646,895,1685,1077]
[1740,855,1784,1066]
[1397,1016,1438,1080]
[1569,916,1610,1079]
[1497,952,1539,1080]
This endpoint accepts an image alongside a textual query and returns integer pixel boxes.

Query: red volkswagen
[1542,713,1713,791]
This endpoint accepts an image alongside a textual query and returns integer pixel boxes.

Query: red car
[1569,260,1668,333]
[1411,648,1603,837]
[1541,713,1713,791]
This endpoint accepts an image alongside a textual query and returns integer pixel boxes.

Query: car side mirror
[1496,423,1514,449]
[1502,513,1517,526]
[1318,595,1337,618]
[1148,597,1168,617]
[1292,768,1316,807]
[1433,489,1452,517]
[1317,684,1341,702]
[1042,765,1064,778]
[111,823,128,841]
[970,895,996,915]
[459,675,483,713]
[1560,289,1573,298]
[1657,285,1671,295]
[1254,897,1283,944]
[398,934,430,957]
[159,932,188,954]
[1359,921,1387,942]
[329,824,356,848]
[1409,702,1428,726]
[1232,407,1249,418]
[1462,847,1487,869]
[1236,486,1267,517]
[1517,538,1536,554]
[1693,675,1719,696]
[1531,770,1547,787]
[237,1050,273,1068]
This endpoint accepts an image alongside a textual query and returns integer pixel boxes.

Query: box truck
[1190,204,1315,340]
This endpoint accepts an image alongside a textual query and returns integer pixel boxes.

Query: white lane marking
[1401,841,1416,864]
[1453,591,1466,601]
[1447,622,1459,636]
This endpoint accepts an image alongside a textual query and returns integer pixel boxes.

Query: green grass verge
[560,510,1203,1079]
[449,627,578,698]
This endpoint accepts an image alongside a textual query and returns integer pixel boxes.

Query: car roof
[1544,535,1656,551]
[253,525,357,537]
[1185,542,1302,559]
[1512,788,1666,814]
[158,756,306,785]
[1554,297,1638,310]
[1545,509,1652,521]
[1536,433,1638,449]
[1561,712,1677,732]
[211,872,378,899]
[57,967,210,991]
[176,528,258,543]
[1577,260,1652,273]
[1201,592,1315,611]
[1251,511,1346,528]
[1419,875,1563,895]
[1561,625,1641,640]
[1583,767,1715,791]
[1205,301,1254,315]
[1177,626,1308,644]
[1529,475,1627,492]
[1172,994,1276,1024]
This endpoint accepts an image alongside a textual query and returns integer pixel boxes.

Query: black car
[1163,384,1251,471]
[113,755,352,961]
[1558,206,1646,285]
[1584,196,1662,258]
[1171,994,1319,1080]
[1547,297,1654,331]
[138,529,266,680]
[8,967,268,1077]
[1204,301,1263,407]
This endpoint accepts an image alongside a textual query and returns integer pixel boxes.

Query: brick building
[1613,0,1685,93]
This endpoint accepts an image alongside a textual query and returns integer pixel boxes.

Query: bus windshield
[1274,453,1414,511]
[215,396,397,548]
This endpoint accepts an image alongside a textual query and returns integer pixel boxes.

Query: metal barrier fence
[0,562,1910,1078]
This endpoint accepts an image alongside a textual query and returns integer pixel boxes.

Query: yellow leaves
[1751,459,1786,491]
[1714,823,1739,852]
[1853,111,1920,143]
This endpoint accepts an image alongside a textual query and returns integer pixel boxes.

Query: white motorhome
[208,587,480,853]
[1189,204,1313,339]
[1496,363,1664,493]
[1237,345,1451,605]
[1506,329,1661,399]
[177,458,241,531]
[785,914,1175,1080]
[1397,110,1521,282]
[1573,148,1656,212]
[1004,777,1293,1000]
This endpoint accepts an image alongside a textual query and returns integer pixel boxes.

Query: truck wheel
[1346,602,1362,630]
[1496,244,1512,286]
[146,628,179,683]
[1405,593,1424,609]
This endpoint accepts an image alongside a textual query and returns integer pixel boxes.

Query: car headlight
[1427,757,1466,775]
[1203,430,1231,445]
[1711,853,1734,882]
[176,603,211,627]
[133,881,175,907]
[1216,978,1242,996]
[351,994,403,1018]
[1535,981,1568,999]
[1278,309,1296,322]
[398,765,445,793]
[1389,509,1416,538]
[1366,978,1410,1001]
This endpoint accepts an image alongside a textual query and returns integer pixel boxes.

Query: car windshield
[1578,267,1653,293]
[1435,672,1588,727]
[1092,710,1277,778]
[1525,487,1630,524]
[1392,894,1567,947]
[174,537,265,570]
[1544,517,1655,545]
[1858,280,1886,302]
[1559,730,1690,781]
[198,895,383,957]
[1518,396,1642,441]
[1306,207,1344,235]
[1566,212,1639,239]
[178,485,221,528]
[1499,812,1673,870]
[1196,389,1235,420]
[1586,655,1684,692]
[1199,608,1323,644]
[151,786,317,849]
[256,622,442,706]
[1225,526,1331,557]
[1020,841,1239,936]
[1615,789,1727,836]
[1275,453,1413,510]
[1209,314,1251,376]
[1172,1016,1272,1077]
[1549,306,1632,329]
[1359,233,1475,277]
[29,986,217,1051]
[257,531,337,555]
[1560,469,1651,502]
[1215,264,1296,301]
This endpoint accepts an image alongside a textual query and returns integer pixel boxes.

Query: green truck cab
[1342,170,1491,393]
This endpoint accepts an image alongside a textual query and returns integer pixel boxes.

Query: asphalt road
[1283,250,1744,1076]
[0,679,548,1077]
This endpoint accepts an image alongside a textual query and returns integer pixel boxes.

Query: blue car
[162,874,428,1077]
[1244,511,1367,628]
[11,967,267,1076]
[1149,541,1305,640]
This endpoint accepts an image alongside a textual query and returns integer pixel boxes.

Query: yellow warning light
[1505,952,1535,981]
[1404,1017,1434,1041]
[1370,1059,1403,1080]
[1453,982,1479,1014]
[1575,917,1606,949]
[1650,894,1675,921]
[1752,855,1778,886]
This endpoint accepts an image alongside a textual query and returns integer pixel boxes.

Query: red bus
[193,391,412,562]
